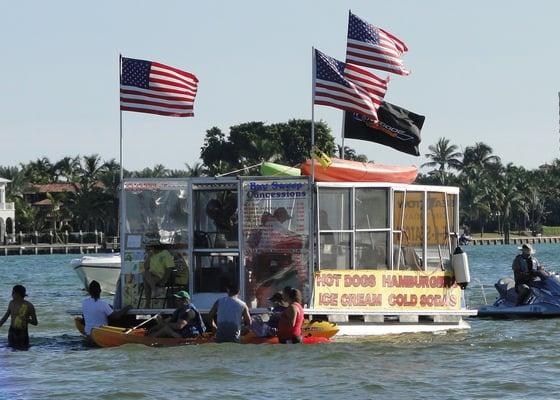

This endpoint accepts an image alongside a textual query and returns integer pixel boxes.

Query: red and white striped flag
[120,57,199,117]
[314,49,389,121]
[346,12,410,76]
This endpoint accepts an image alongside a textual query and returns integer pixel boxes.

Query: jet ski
[478,273,560,318]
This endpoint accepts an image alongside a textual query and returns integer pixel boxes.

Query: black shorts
[8,327,29,349]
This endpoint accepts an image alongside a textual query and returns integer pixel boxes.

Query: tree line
[1,120,558,237]
[417,138,560,238]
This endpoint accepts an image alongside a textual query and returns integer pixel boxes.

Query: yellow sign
[313,269,461,311]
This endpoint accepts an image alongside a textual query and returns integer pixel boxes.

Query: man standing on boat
[512,244,549,305]
[208,283,251,343]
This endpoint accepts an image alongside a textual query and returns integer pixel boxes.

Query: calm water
[1,245,560,399]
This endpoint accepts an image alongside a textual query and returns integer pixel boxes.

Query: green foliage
[200,119,341,175]
[2,127,560,238]
[543,226,560,236]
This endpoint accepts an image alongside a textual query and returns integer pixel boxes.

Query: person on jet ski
[512,243,549,305]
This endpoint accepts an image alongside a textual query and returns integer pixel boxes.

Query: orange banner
[313,269,461,311]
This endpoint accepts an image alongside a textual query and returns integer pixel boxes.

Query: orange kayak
[90,326,212,347]
[300,158,418,183]
[89,326,330,347]
[76,317,337,348]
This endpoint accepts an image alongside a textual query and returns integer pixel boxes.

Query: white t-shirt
[82,297,113,335]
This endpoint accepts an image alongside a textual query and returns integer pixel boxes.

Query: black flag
[344,102,425,156]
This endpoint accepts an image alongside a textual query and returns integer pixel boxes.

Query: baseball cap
[173,290,191,300]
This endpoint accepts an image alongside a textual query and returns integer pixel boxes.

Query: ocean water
[1,244,560,399]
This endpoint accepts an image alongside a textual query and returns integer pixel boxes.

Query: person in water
[512,243,549,305]
[150,290,205,338]
[208,283,251,343]
[278,287,304,344]
[250,291,288,337]
[0,285,38,349]
[82,280,131,336]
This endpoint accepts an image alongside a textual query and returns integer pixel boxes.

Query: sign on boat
[115,174,475,337]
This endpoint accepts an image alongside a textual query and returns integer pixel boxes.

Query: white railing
[0,202,14,211]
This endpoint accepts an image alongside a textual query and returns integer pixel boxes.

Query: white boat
[70,254,121,294]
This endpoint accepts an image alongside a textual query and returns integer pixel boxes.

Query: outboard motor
[452,246,470,289]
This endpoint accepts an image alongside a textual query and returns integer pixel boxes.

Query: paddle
[124,313,160,334]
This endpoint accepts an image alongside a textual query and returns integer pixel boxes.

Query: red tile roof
[29,183,79,193]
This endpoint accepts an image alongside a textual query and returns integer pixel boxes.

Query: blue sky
[1,1,559,171]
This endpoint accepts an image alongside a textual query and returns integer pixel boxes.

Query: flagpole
[310,46,316,307]
[341,113,346,160]
[311,47,316,183]
[119,54,124,186]
[118,54,124,309]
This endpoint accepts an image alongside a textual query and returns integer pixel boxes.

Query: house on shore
[0,178,15,244]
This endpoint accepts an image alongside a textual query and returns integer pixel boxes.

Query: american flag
[314,49,389,121]
[120,57,199,117]
[346,12,410,76]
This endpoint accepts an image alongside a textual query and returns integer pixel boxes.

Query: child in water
[0,285,38,349]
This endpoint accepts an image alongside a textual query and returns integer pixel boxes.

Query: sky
[1,0,560,172]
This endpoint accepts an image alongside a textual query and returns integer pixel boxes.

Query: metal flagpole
[119,54,124,186]
[117,54,124,309]
[311,47,316,183]
[341,113,346,160]
[309,47,317,307]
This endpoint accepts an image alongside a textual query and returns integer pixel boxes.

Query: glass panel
[124,185,189,244]
[394,191,424,270]
[355,188,388,229]
[393,191,405,231]
[319,232,351,269]
[427,192,451,270]
[393,232,422,271]
[242,178,311,307]
[318,188,351,230]
[193,189,238,249]
[355,232,389,269]
[193,253,239,293]
[447,193,457,233]
[121,180,190,309]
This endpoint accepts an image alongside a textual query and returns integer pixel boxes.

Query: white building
[0,178,15,244]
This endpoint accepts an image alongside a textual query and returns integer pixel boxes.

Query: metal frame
[315,182,460,271]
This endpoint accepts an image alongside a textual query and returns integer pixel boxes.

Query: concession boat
[113,164,475,338]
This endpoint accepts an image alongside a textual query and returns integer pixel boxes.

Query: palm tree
[249,136,283,164]
[23,157,55,183]
[185,162,205,177]
[133,164,169,178]
[53,156,80,182]
[422,137,462,184]
[337,145,368,162]
[461,142,501,174]
[80,154,106,190]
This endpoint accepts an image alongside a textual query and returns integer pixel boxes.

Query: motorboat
[70,253,121,294]
[478,273,560,318]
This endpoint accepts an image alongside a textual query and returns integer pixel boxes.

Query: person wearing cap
[512,243,549,305]
[150,290,205,338]
[0,285,38,349]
